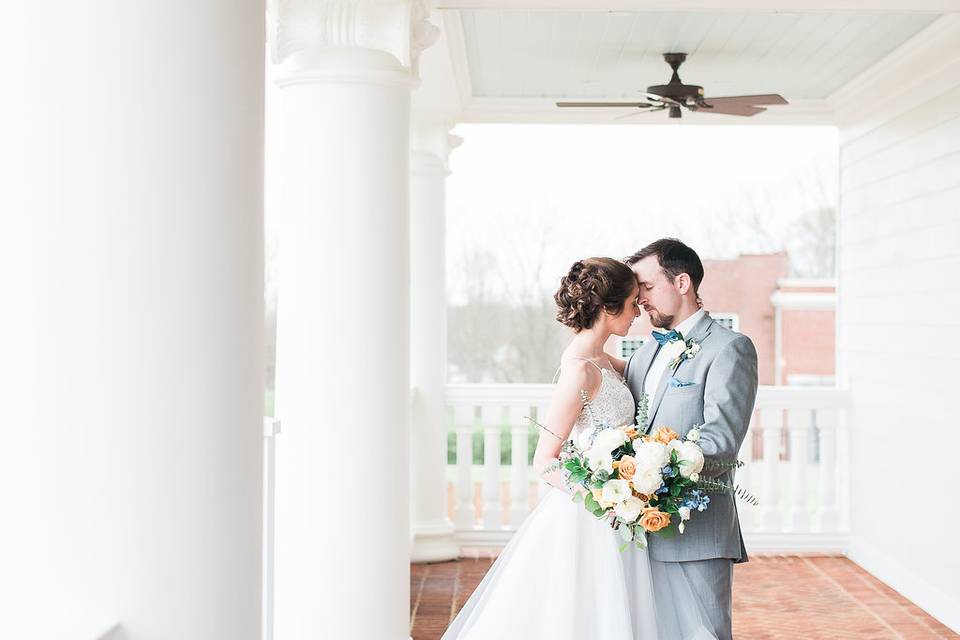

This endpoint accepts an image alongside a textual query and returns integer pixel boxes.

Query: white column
[410,123,461,562]
[269,2,438,638]
[18,2,265,638]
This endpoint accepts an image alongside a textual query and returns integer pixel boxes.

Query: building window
[619,337,646,358]
[712,312,740,332]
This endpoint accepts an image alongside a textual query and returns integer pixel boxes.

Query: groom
[624,239,758,640]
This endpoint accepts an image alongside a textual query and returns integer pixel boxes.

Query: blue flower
[661,464,676,478]
[656,485,670,496]
[681,489,711,512]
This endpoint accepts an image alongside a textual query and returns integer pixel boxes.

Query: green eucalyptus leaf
[584,492,599,512]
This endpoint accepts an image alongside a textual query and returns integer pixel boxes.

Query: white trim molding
[435,0,957,10]
[830,13,960,140]
[777,278,837,289]
[771,291,838,311]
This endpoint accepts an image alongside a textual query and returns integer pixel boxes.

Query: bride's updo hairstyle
[554,257,636,332]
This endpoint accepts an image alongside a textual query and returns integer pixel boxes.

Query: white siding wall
[835,15,960,632]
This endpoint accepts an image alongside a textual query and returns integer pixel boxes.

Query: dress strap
[552,357,611,384]
[569,357,608,373]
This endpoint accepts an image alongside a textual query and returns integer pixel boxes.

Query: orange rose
[616,455,637,481]
[652,427,680,445]
[624,427,639,440]
[638,507,672,533]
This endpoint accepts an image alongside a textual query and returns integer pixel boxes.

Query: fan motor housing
[646,82,704,104]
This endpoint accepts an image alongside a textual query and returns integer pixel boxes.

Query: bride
[441,257,658,639]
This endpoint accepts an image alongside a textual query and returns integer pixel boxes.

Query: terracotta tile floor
[410,553,957,639]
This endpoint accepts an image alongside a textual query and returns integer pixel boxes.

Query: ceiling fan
[556,52,787,119]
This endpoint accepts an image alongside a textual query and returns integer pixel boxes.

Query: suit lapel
[646,312,716,429]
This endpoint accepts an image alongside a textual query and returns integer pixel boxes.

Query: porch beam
[435,0,960,12]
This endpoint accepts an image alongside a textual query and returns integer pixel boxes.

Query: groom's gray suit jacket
[624,311,759,564]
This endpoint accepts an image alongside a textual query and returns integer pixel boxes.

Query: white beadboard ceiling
[457,10,940,100]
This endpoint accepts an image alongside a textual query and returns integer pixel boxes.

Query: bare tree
[448,220,569,384]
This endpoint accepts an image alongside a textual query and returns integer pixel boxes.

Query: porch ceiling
[417,2,952,124]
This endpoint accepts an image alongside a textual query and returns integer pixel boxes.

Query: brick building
[609,252,836,387]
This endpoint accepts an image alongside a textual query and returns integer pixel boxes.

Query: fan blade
[699,102,766,117]
[645,93,680,106]
[556,101,653,108]
[702,94,788,106]
[615,106,667,120]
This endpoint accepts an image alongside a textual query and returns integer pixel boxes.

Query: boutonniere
[666,334,701,372]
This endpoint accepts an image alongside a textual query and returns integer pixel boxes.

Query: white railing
[446,385,850,553]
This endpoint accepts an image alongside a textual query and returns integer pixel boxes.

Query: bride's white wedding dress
[441,361,660,639]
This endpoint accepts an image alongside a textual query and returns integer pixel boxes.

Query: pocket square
[668,377,697,388]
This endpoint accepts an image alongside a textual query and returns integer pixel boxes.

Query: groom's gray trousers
[650,558,734,640]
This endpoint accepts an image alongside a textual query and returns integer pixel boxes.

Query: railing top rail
[446,384,554,404]
[445,384,851,409]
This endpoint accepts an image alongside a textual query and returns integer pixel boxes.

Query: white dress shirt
[643,309,706,402]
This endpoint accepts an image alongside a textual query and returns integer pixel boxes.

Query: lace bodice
[570,366,636,447]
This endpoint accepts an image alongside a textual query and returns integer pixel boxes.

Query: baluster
[838,406,851,533]
[736,411,756,532]
[508,405,531,528]
[816,407,840,532]
[481,405,503,529]
[453,403,475,530]
[761,407,783,532]
[787,408,811,532]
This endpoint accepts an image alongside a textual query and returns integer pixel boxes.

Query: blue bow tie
[652,329,682,346]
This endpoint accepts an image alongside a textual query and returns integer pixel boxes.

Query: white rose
[690,343,701,354]
[676,441,705,478]
[689,472,700,483]
[678,506,691,521]
[664,340,687,360]
[601,479,633,504]
[686,428,701,442]
[666,439,683,457]
[586,448,614,474]
[592,428,628,453]
[615,496,645,523]
[631,468,664,495]
[634,440,670,472]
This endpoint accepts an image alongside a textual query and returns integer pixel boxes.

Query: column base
[410,519,459,562]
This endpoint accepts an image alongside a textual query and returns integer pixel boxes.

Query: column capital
[411,121,462,175]
[269,0,439,86]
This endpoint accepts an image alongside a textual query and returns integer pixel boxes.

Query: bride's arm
[532,361,599,496]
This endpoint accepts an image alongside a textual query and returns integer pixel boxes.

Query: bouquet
[537,392,754,551]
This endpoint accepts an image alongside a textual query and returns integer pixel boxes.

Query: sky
[446,123,838,304]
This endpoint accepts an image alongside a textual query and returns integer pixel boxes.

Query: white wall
[835,14,960,632]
